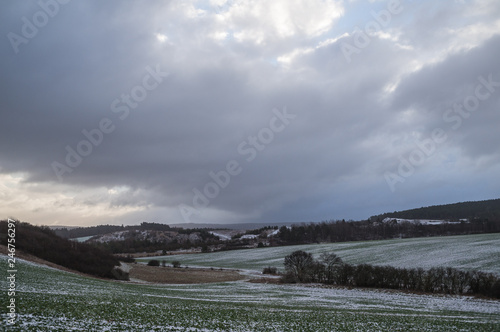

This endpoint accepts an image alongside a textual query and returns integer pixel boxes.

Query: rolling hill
[0,220,120,279]
[371,198,500,221]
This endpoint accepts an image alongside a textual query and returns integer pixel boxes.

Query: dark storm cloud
[390,35,500,159]
[1,0,500,225]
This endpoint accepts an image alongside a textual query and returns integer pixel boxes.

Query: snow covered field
[1,254,500,331]
[141,233,500,274]
[2,233,500,331]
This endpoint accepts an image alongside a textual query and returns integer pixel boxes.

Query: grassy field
[137,233,500,274]
[2,254,500,331]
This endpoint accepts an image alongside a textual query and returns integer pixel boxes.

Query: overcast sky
[1,0,500,226]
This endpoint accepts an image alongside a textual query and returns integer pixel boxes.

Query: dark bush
[147,259,160,266]
[117,255,135,263]
[263,266,278,275]
[281,272,298,283]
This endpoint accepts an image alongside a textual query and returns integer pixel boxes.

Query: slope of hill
[0,220,120,279]
[371,198,500,221]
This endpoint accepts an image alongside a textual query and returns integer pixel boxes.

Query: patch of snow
[240,234,258,240]
[267,229,280,237]
[209,231,232,241]
[92,230,129,243]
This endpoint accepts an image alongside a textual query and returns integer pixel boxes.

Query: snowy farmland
[141,233,500,274]
[2,233,500,331]
[1,254,500,331]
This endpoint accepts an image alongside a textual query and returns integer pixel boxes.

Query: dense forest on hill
[55,222,174,239]
[277,199,500,245]
[0,220,119,278]
[371,198,500,221]
[92,229,220,254]
[55,222,210,240]
[277,218,500,245]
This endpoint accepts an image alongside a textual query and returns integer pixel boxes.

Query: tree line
[93,228,220,254]
[277,218,500,245]
[56,222,174,239]
[282,250,500,299]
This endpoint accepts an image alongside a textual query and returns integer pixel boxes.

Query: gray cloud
[1,0,499,226]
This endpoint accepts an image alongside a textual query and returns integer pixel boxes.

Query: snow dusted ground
[2,247,500,331]
[240,234,258,240]
[141,233,500,274]
[381,218,463,225]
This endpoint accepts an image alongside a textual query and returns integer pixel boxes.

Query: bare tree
[284,250,315,282]
[320,253,343,284]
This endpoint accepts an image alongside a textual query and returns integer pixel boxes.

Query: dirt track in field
[128,263,245,284]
